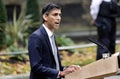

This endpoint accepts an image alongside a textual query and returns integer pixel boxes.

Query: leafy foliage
[0,0,7,49]
[56,35,75,46]
[26,0,41,34]
[5,8,32,47]
[4,9,32,61]
[56,35,75,53]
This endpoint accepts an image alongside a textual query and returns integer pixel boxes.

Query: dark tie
[51,34,60,70]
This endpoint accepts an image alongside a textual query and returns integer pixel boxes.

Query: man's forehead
[49,9,61,14]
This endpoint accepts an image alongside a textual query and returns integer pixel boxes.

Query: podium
[65,55,119,79]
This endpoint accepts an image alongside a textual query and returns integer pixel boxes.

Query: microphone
[88,38,110,54]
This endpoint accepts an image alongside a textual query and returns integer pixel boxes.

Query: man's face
[43,9,61,32]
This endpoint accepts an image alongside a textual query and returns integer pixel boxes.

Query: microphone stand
[88,38,111,59]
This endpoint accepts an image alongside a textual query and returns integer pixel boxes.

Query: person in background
[90,0,119,60]
[28,3,81,79]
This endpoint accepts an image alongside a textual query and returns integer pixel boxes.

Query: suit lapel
[40,26,56,59]
[40,26,61,68]
[41,26,52,51]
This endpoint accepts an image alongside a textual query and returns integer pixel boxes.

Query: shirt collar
[42,24,53,37]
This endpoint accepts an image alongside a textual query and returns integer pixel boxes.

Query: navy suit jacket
[28,26,63,79]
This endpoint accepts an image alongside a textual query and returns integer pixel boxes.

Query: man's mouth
[55,22,60,25]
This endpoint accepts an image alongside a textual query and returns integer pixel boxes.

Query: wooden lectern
[65,55,119,79]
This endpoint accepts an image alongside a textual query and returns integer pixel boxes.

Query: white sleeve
[90,0,103,20]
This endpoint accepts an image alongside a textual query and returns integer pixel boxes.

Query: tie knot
[51,34,54,38]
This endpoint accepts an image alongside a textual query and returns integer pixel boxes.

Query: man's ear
[43,14,47,21]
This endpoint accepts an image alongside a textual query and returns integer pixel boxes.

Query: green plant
[5,9,30,60]
[0,0,7,49]
[56,35,75,53]
[5,44,29,61]
[5,8,32,47]
[56,35,75,46]
[26,0,41,34]
[4,8,32,61]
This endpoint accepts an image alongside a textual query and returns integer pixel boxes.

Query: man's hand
[59,65,81,77]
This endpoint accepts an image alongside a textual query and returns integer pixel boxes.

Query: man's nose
[57,15,61,20]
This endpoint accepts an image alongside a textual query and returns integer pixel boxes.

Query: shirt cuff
[57,71,65,78]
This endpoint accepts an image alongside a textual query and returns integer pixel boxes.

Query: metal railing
[0,40,120,56]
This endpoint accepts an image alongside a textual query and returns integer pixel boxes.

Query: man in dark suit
[28,3,81,79]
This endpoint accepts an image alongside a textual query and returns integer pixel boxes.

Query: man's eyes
[53,13,61,16]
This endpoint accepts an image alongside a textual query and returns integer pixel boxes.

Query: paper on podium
[65,55,119,79]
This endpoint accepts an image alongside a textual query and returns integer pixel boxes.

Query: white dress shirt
[90,0,111,20]
[42,24,53,43]
[43,24,61,78]
[43,24,60,70]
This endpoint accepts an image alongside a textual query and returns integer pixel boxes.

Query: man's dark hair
[42,3,61,15]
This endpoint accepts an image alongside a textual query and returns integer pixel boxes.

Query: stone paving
[0,74,120,79]
[104,75,120,79]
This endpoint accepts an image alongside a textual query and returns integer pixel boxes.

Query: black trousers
[96,17,116,60]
